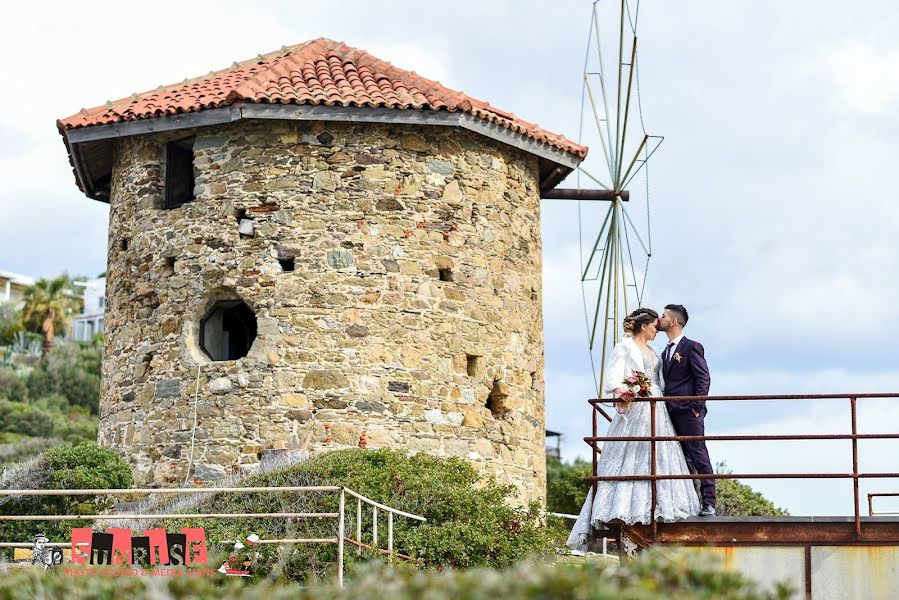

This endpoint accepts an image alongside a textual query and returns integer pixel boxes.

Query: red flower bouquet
[615,371,652,413]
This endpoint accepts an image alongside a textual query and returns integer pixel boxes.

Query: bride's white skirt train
[567,400,701,552]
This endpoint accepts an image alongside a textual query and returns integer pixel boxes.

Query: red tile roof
[58,38,586,159]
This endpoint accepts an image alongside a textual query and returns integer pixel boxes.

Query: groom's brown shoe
[698,505,716,517]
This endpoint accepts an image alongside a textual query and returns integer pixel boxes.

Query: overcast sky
[3,1,898,516]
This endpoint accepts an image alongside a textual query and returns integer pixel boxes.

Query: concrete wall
[680,545,899,599]
[98,119,547,502]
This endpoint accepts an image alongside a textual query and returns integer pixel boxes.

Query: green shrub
[0,301,23,346]
[52,408,98,443]
[0,401,55,437]
[545,457,790,518]
[0,442,132,549]
[27,344,100,413]
[545,455,591,515]
[31,393,69,412]
[0,554,792,599]
[45,441,132,490]
[717,463,789,517]
[0,367,28,403]
[153,449,555,581]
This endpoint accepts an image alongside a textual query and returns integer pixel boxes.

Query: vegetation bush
[51,407,98,443]
[0,301,23,346]
[716,463,789,516]
[0,442,132,550]
[0,400,55,437]
[0,554,792,599]
[546,455,591,515]
[0,367,29,403]
[546,456,789,519]
[26,343,101,414]
[153,449,555,581]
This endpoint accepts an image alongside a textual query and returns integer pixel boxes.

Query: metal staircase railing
[0,485,426,585]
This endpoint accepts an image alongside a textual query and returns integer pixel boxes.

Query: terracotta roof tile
[58,38,586,159]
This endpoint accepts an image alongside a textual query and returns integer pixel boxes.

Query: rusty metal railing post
[850,397,861,539]
[592,404,599,496]
[868,493,874,517]
[650,397,658,541]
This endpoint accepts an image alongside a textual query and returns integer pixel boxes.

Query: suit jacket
[602,336,663,397]
[662,337,711,412]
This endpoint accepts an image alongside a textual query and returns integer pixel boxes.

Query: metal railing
[868,492,899,516]
[0,485,426,585]
[586,393,899,541]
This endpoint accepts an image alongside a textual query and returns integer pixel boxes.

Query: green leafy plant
[0,401,55,437]
[716,463,789,517]
[0,367,29,403]
[0,301,24,346]
[153,449,555,581]
[21,275,83,357]
[545,455,591,515]
[27,343,101,414]
[10,331,42,358]
[0,553,792,599]
[0,442,132,550]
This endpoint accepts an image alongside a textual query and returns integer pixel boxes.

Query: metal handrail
[868,493,899,516]
[585,393,899,542]
[0,484,425,585]
[0,486,341,497]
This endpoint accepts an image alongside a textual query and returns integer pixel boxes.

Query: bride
[567,307,700,552]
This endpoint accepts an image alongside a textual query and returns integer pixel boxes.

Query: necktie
[665,342,675,365]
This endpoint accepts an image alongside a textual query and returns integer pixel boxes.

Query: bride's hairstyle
[622,307,659,337]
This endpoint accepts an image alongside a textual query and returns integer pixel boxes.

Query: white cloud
[814,39,899,116]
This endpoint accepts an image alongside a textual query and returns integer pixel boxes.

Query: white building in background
[71,277,106,341]
[0,269,36,306]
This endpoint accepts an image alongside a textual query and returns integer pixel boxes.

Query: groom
[658,304,716,516]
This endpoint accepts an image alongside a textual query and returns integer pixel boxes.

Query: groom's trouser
[667,406,716,507]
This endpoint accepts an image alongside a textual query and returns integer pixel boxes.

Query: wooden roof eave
[61,104,584,203]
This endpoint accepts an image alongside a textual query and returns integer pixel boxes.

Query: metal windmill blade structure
[576,0,663,399]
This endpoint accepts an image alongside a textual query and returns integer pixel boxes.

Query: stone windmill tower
[57,38,586,502]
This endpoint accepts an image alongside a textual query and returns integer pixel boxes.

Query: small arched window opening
[200,300,257,361]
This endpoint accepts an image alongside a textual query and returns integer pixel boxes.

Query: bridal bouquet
[615,371,652,413]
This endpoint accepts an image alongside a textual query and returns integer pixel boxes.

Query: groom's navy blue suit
[663,337,716,507]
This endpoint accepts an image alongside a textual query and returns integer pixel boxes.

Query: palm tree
[22,275,82,357]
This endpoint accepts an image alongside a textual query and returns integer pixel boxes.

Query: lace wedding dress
[567,343,700,552]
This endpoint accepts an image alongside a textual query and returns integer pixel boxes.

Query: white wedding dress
[567,338,700,552]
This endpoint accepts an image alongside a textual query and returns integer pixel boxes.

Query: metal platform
[625,516,899,546]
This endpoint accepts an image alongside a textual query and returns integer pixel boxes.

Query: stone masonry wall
[99,119,546,503]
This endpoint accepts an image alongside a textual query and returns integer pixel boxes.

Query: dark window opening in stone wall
[164,139,195,210]
[466,354,481,378]
[278,258,295,272]
[438,268,454,282]
[200,301,257,361]
[486,378,509,418]
[119,238,129,251]
[163,257,176,276]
